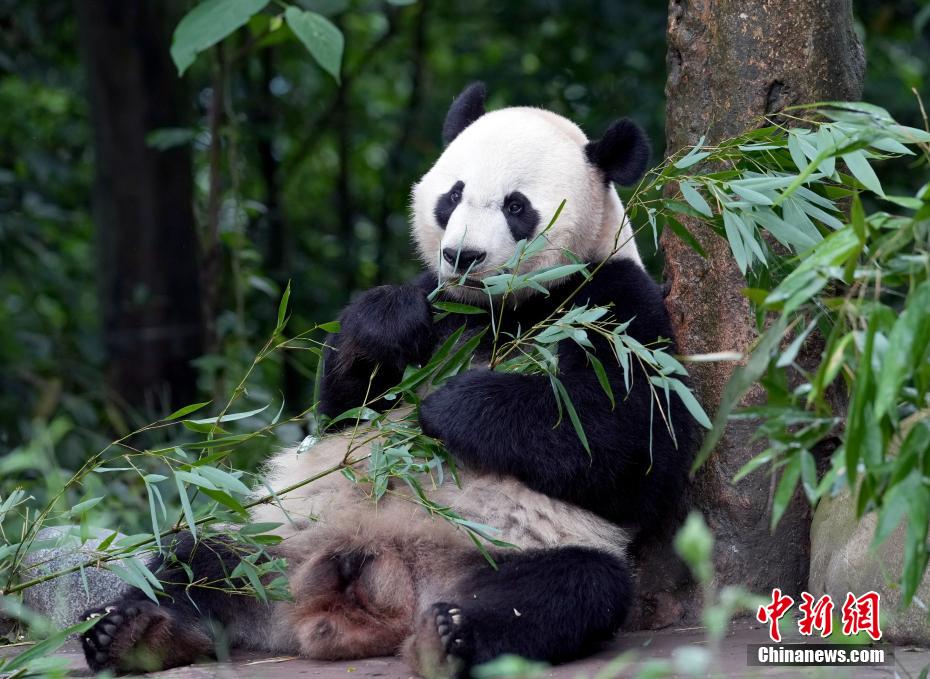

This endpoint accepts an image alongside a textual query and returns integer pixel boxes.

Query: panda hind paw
[433,603,468,656]
[404,601,473,679]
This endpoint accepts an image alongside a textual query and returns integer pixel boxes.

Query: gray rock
[19,525,128,631]
[810,490,930,645]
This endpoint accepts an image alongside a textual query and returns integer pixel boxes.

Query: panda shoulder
[586,259,664,307]
[585,260,674,341]
[409,270,439,294]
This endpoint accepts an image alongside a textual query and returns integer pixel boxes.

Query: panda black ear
[585,118,651,186]
[442,82,488,145]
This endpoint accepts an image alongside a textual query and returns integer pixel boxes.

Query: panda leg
[289,542,417,659]
[80,532,283,673]
[404,546,633,679]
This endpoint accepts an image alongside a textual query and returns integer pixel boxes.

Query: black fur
[418,259,693,529]
[414,546,631,679]
[442,547,633,668]
[585,118,651,186]
[441,82,487,145]
[322,259,694,529]
[434,180,464,230]
[320,283,436,420]
[502,191,540,241]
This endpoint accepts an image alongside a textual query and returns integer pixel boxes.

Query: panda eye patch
[502,191,540,241]
[434,180,465,230]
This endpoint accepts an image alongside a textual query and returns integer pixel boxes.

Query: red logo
[757,588,794,642]
[758,590,881,642]
[798,592,834,638]
[841,591,882,641]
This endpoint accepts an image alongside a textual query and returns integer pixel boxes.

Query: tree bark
[76,1,204,411]
[634,0,865,628]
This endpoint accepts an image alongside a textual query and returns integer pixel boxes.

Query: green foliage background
[0,0,928,584]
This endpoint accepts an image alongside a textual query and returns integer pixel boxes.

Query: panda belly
[248,411,630,660]
[253,411,629,557]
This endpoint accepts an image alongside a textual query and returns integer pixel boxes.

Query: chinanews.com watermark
[748,589,893,667]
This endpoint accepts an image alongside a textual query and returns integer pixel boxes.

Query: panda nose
[442,248,487,271]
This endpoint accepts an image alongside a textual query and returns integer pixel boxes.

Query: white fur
[252,406,628,562]
[411,106,642,302]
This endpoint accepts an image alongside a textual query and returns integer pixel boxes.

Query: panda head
[411,82,650,300]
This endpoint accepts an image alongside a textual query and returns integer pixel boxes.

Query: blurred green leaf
[284,7,344,83]
[170,0,270,75]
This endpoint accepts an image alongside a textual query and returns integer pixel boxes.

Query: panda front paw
[419,381,460,444]
[338,284,436,369]
[420,371,500,460]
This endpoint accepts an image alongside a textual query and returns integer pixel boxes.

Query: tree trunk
[634,0,865,629]
[76,1,204,412]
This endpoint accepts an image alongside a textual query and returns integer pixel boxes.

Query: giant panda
[80,82,695,679]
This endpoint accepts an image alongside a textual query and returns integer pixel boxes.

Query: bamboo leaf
[842,150,884,196]
[587,353,615,409]
[68,497,103,517]
[799,450,818,502]
[875,281,930,418]
[194,465,252,495]
[189,403,269,425]
[722,210,749,273]
[902,484,930,605]
[164,401,211,422]
[432,301,487,315]
[729,183,774,205]
[0,616,101,672]
[674,149,711,169]
[664,217,708,258]
[276,281,292,333]
[732,451,773,484]
[668,378,711,429]
[552,378,590,455]
[680,182,713,217]
[771,455,801,530]
[873,473,915,548]
[174,473,198,539]
[788,132,809,173]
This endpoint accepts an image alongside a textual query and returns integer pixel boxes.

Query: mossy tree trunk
[632,0,865,629]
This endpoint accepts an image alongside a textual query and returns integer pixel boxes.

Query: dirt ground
[2,620,927,678]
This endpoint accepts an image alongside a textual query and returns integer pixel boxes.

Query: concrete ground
[2,620,927,678]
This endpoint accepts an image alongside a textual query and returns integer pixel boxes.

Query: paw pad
[80,604,139,671]
[432,603,466,652]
